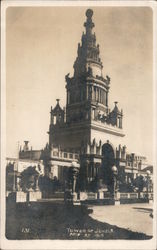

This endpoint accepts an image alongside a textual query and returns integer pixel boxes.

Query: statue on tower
[84,9,95,35]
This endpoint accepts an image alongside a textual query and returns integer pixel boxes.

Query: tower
[66,9,110,124]
[49,9,124,153]
[47,8,128,192]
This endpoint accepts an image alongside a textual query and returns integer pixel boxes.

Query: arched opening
[102,143,115,193]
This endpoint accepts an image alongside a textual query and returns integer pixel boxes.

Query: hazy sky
[6,6,153,163]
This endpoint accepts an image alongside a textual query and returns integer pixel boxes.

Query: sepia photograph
[1,1,156,250]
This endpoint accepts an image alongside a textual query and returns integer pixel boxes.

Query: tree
[20,166,39,191]
[133,175,147,193]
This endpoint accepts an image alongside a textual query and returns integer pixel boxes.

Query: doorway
[102,143,115,193]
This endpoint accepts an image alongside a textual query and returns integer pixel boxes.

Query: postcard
[1,1,156,249]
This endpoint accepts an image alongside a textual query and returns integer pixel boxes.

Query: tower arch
[101,142,115,192]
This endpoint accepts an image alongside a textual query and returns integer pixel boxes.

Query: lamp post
[71,161,80,193]
[146,170,150,200]
[112,166,117,198]
[34,175,39,191]
[13,161,17,192]
[67,161,80,204]
[111,165,120,205]
[86,159,90,188]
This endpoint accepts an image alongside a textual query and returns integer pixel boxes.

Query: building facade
[6,9,153,198]
[45,9,152,193]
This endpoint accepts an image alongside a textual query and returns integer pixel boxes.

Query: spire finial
[86,9,93,18]
[114,101,118,106]
[56,99,60,104]
[84,9,94,34]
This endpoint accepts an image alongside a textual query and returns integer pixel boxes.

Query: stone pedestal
[149,199,153,204]
[114,192,120,205]
[28,191,42,202]
[114,199,120,205]
[16,191,27,202]
[8,191,27,202]
[72,192,77,202]
[116,192,120,199]
[79,192,88,201]
[97,191,104,199]
[71,192,80,205]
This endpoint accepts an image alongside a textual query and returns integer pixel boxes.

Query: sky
[6,6,153,163]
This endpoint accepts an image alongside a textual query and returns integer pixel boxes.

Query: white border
[1,1,157,250]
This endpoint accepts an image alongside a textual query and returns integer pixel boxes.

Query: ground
[89,203,153,236]
[6,200,153,240]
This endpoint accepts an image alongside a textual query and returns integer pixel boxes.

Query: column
[72,176,76,193]
[92,108,95,120]
[16,177,21,191]
[119,117,122,128]
[125,175,127,184]
[89,164,91,180]
[67,90,69,105]
[35,176,39,191]
[92,163,94,179]
[83,87,85,101]
[101,89,104,104]
[100,89,102,103]
[89,86,92,100]
[103,90,106,105]
[119,145,121,159]
[51,165,58,179]
[86,85,88,100]
[94,87,96,101]
[98,88,100,102]
[13,170,16,191]
[106,92,108,106]
[91,86,94,101]
[93,163,96,177]
[99,89,101,103]
[96,87,98,102]
[95,87,97,101]
[86,162,89,183]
